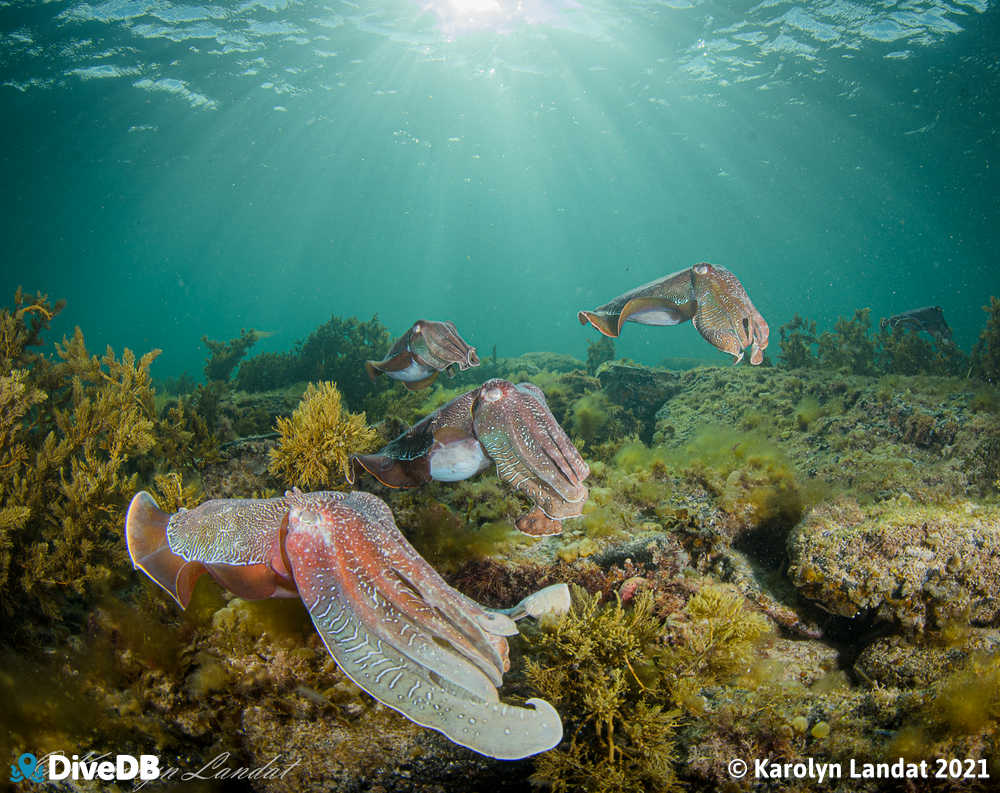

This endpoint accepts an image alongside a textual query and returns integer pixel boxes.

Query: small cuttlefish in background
[365,320,479,390]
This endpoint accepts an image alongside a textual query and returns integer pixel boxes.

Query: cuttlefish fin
[402,372,439,391]
[350,453,432,488]
[617,296,695,327]
[125,491,206,609]
[577,309,621,338]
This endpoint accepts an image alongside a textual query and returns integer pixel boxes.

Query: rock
[597,362,682,440]
[787,497,1000,631]
[854,631,1000,688]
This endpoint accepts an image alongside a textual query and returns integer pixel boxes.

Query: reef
[788,497,1000,630]
[4,293,1000,792]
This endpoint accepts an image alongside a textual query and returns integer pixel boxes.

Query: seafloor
[2,294,999,792]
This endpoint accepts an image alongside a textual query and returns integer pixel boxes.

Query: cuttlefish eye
[482,386,505,403]
[413,323,422,334]
[694,263,712,275]
[293,507,319,526]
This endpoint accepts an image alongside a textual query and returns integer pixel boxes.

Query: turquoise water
[1,0,997,379]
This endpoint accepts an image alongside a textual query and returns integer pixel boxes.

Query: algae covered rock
[854,630,1000,688]
[596,361,682,429]
[788,498,1000,630]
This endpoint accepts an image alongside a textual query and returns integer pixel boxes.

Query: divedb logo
[10,752,160,784]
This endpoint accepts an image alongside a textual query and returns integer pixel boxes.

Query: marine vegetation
[971,296,1000,385]
[523,584,770,793]
[777,306,973,377]
[817,308,877,375]
[202,327,261,382]
[778,313,819,368]
[235,313,392,414]
[0,289,183,629]
[524,587,682,793]
[585,336,615,375]
[268,380,378,488]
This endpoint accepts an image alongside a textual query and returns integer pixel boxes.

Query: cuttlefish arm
[349,389,483,488]
[365,320,479,391]
[577,267,698,338]
[473,380,590,537]
[282,489,564,759]
[689,262,769,365]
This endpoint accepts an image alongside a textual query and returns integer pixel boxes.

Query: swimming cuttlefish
[879,305,953,343]
[350,379,590,537]
[578,262,770,365]
[366,320,479,390]
[126,487,569,759]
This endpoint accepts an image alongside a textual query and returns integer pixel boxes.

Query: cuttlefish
[366,320,479,390]
[350,379,589,537]
[126,487,568,759]
[880,306,953,343]
[578,263,769,365]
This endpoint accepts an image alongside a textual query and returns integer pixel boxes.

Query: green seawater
[1,0,997,378]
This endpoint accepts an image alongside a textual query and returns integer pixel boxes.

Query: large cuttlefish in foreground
[366,320,479,390]
[578,262,769,364]
[350,379,589,537]
[126,487,568,759]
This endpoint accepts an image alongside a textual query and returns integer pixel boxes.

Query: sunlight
[421,0,518,37]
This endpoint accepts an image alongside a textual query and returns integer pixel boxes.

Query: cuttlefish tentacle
[690,262,769,365]
[365,320,479,391]
[578,263,768,365]
[283,491,503,703]
[125,489,565,759]
[472,381,589,536]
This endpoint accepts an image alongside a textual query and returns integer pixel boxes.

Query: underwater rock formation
[788,497,1000,631]
[126,487,570,759]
